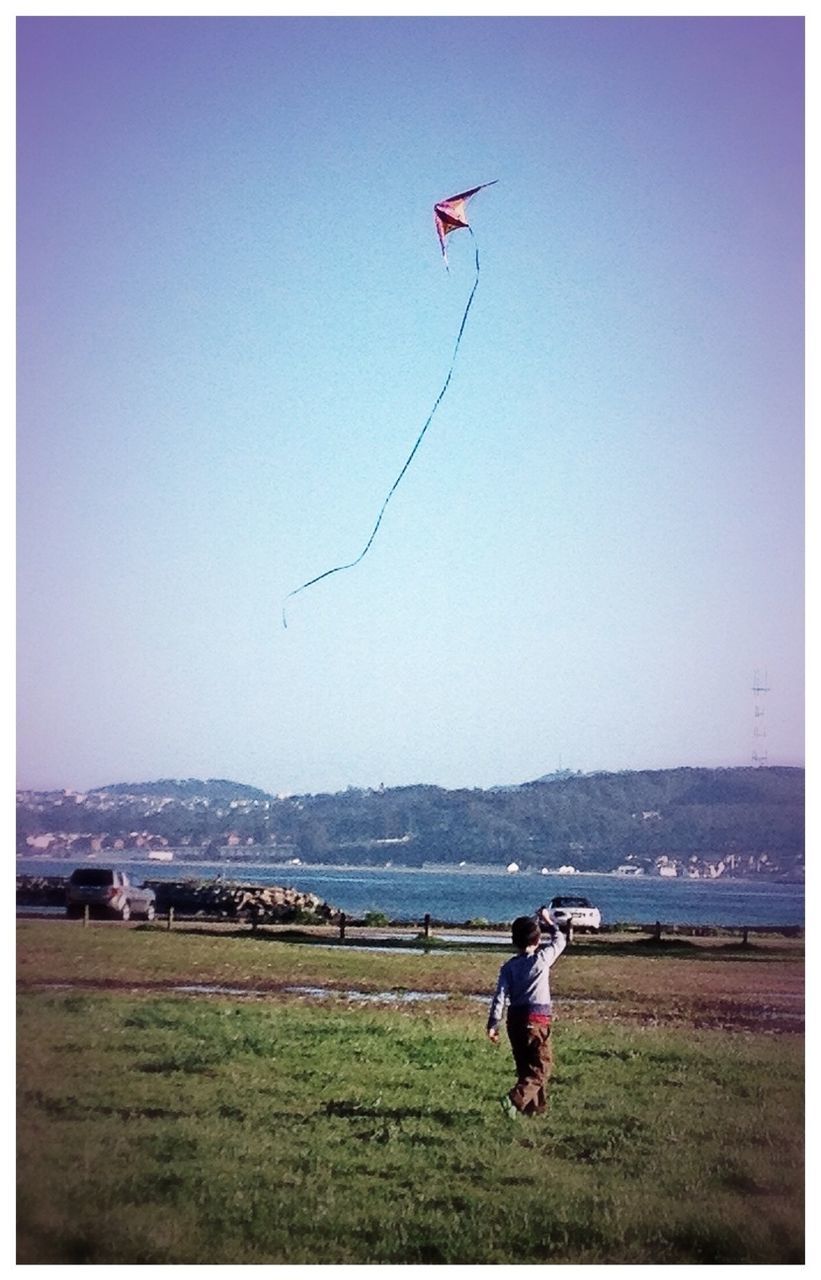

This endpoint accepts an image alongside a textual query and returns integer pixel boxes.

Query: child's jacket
[487,926,567,1031]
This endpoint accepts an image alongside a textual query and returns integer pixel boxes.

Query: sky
[16,13,805,796]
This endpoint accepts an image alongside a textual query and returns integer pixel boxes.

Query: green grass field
[17,922,804,1264]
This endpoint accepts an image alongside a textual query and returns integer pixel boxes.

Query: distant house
[615,864,642,876]
[505,862,519,873]
[556,864,577,875]
[26,834,55,851]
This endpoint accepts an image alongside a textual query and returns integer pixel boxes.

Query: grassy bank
[17,923,804,1264]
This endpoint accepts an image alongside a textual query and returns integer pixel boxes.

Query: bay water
[17,857,804,927]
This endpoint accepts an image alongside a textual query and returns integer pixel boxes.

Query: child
[487,906,567,1117]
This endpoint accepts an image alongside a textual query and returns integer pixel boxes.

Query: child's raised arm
[535,906,567,962]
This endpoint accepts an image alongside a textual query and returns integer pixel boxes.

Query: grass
[17,922,804,1264]
[17,920,803,1031]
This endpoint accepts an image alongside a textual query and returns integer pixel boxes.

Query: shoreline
[16,855,803,887]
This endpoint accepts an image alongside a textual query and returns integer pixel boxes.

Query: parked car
[66,868,156,921]
[547,895,602,932]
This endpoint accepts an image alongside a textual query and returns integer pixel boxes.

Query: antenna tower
[751,669,770,766]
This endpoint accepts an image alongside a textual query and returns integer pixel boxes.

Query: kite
[282,180,497,628]
[434,180,498,268]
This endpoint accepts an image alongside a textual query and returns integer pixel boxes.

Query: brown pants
[506,1016,552,1115]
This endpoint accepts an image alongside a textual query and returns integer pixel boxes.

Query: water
[17,856,804,927]
[31,979,600,1007]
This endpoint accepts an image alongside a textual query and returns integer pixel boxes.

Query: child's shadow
[323,1099,482,1126]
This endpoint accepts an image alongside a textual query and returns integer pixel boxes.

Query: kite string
[282,230,481,628]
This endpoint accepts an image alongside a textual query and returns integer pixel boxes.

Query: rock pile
[147,878,336,923]
[16,875,66,907]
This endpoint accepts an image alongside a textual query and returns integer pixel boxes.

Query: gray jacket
[487,925,567,1031]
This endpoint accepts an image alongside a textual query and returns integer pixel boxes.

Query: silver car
[66,868,156,921]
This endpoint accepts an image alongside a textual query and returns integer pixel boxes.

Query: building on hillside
[25,834,55,851]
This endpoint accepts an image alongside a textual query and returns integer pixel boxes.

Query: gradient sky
[17,15,804,795]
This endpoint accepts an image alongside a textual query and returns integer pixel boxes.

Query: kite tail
[282,230,481,628]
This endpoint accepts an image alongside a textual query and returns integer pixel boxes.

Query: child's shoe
[500,1095,520,1120]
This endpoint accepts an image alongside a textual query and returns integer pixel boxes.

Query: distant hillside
[16,767,804,880]
[97,778,272,803]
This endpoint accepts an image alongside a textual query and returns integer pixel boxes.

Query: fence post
[167,906,174,931]
[424,913,431,939]
[742,926,750,947]
[83,904,89,929]
[654,919,662,942]
[339,912,346,941]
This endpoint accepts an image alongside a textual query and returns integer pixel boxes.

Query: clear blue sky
[17,15,804,795]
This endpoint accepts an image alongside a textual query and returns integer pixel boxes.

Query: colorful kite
[282,181,497,628]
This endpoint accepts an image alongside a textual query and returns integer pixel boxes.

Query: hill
[16,767,804,880]
[96,778,272,803]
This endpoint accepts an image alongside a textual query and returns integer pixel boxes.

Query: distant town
[16,767,804,882]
